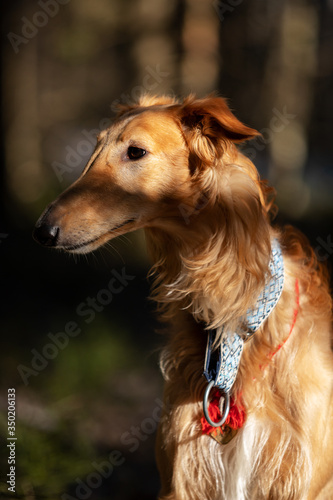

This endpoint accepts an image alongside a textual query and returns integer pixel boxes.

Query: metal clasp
[203,380,230,428]
[239,323,256,343]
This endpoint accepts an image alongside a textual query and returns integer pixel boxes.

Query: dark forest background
[1,1,332,499]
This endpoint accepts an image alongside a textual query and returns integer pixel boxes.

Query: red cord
[268,278,300,361]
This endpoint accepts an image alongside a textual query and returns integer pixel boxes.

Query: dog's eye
[127,146,146,160]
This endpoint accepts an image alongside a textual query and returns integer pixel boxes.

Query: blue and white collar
[203,239,284,427]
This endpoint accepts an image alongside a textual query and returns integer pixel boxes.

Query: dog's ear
[178,95,260,165]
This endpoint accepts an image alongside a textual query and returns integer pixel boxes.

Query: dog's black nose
[33,224,59,247]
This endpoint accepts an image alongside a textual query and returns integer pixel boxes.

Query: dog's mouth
[62,219,137,253]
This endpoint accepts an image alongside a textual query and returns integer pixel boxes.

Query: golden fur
[34,94,333,499]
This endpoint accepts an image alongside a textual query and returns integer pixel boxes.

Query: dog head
[33,95,266,254]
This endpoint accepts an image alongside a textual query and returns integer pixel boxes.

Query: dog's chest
[206,416,264,500]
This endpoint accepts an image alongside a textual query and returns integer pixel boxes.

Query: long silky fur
[124,95,333,499]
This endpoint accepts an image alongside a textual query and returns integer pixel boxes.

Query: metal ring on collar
[203,380,230,428]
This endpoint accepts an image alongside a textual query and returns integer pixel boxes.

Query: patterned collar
[203,239,284,428]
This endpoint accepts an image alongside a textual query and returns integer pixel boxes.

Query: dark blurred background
[0,1,332,498]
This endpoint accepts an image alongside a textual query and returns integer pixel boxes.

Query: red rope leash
[201,278,300,439]
[267,278,300,360]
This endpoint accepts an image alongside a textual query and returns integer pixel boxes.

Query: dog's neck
[145,213,272,337]
[145,150,274,335]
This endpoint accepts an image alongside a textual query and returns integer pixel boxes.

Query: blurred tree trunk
[265,1,319,217]
[180,0,220,96]
[218,0,285,126]
[121,0,185,101]
[2,1,45,216]
[311,2,333,160]
[218,0,321,218]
